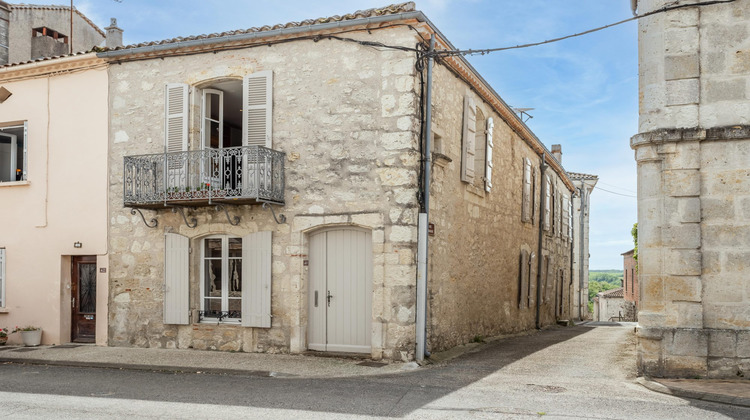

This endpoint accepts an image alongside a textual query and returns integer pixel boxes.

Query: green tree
[632,222,638,264]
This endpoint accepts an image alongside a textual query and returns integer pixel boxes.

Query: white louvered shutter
[165,83,188,153]
[242,231,272,328]
[164,233,189,324]
[485,117,494,192]
[522,158,532,221]
[461,96,476,183]
[243,71,273,148]
[544,176,552,231]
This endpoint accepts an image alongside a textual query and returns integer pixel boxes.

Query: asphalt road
[2,324,749,419]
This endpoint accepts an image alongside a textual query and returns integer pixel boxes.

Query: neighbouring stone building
[632,0,750,378]
[569,171,597,320]
[622,248,637,321]
[0,3,105,66]
[594,287,626,322]
[99,2,582,360]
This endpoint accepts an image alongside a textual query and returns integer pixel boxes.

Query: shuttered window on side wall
[485,117,494,192]
[518,249,528,309]
[544,176,552,231]
[522,158,532,222]
[461,95,476,183]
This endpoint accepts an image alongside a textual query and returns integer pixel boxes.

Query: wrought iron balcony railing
[124,146,285,208]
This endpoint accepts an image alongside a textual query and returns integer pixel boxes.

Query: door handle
[327,291,333,307]
[72,297,75,309]
[314,291,318,307]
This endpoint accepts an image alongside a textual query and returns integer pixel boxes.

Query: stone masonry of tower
[632,0,750,378]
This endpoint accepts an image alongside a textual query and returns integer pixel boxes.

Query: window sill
[198,320,241,325]
[0,180,30,188]
[0,308,8,314]
[466,183,485,198]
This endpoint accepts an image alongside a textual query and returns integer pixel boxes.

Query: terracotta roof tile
[104,2,416,51]
[600,287,624,298]
[568,172,598,180]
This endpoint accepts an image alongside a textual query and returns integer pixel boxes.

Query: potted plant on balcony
[12,326,42,347]
[0,327,8,345]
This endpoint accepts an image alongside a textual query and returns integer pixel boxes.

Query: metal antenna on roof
[512,107,535,123]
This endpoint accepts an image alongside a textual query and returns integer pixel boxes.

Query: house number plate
[84,315,94,320]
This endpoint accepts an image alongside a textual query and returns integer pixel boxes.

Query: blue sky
[52,0,638,269]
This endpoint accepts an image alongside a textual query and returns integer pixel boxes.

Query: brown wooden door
[71,256,97,343]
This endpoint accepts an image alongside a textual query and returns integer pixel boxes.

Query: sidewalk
[637,377,750,408]
[0,343,418,378]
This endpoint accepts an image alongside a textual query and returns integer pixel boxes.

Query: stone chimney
[104,18,123,49]
[0,1,10,66]
[551,144,562,164]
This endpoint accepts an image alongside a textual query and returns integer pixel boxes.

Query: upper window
[543,175,552,231]
[0,122,27,182]
[201,235,243,323]
[461,96,493,192]
[522,157,533,223]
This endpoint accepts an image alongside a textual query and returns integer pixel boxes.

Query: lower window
[200,235,242,322]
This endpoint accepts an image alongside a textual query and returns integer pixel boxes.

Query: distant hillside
[589,270,623,285]
[588,270,624,308]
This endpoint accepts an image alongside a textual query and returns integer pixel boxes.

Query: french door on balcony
[202,88,223,188]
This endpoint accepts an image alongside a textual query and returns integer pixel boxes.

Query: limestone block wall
[633,0,750,378]
[426,62,573,351]
[107,28,422,360]
[571,177,595,320]
[8,6,104,64]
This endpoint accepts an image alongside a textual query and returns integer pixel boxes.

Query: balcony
[124,146,285,208]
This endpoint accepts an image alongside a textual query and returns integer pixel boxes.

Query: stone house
[567,170,597,321]
[98,2,579,360]
[632,0,750,378]
[622,248,637,321]
[0,2,106,66]
[593,288,626,322]
[0,52,109,345]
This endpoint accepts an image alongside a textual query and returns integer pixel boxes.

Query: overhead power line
[583,182,637,198]
[433,0,736,58]
[596,180,637,194]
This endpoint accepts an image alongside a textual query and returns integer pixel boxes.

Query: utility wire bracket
[130,208,158,229]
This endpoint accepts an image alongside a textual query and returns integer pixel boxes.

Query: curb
[0,357,293,378]
[635,377,750,408]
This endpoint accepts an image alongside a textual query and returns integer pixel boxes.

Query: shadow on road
[0,326,596,417]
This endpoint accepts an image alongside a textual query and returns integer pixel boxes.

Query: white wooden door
[308,228,372,353]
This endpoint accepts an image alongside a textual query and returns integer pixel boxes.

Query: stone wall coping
[631,125,750,149]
